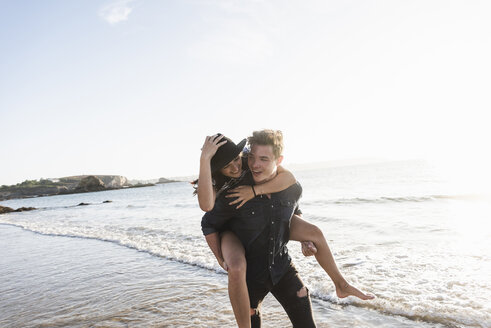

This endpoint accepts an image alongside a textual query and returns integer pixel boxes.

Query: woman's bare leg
[221,231,251,328]
[290,215,374,300]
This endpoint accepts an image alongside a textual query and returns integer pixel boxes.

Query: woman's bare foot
[335,282,375,300]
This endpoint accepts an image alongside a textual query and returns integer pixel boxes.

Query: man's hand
[205,232,227,271]
[301,241,317,257]
[220,259,228,271]
[226,185,255,208]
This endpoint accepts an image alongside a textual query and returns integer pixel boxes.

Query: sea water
[1,160,490,327]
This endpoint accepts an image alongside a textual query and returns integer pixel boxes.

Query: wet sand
[0,224,445,328]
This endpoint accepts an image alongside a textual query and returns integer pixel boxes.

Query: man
[202,130,316,328]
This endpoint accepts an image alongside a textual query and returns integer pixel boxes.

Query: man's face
[247,144,283,184]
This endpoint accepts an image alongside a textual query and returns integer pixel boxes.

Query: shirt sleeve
[293,182,303,215]
[201,196,235,236]
[294,206,302,215]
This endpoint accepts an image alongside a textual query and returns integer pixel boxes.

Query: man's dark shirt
[201,171,302,286]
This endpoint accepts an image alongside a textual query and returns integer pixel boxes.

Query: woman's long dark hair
[191,172,230,196]
[191,156,248,196]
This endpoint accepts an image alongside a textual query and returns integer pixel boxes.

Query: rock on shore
[0,205,36,214]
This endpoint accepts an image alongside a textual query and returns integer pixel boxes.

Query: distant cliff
[59,175,129,189]
[1,175,132,200]
[0,175,182,201]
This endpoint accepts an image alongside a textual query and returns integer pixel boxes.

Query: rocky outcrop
[0,205,36,214]
[0,174,170,201]
[75,176,106,192]
[158,177,178,184]
[0,186,68,200]
[99,176,128,188]
[0,206,14,214]
[61,175,128,188]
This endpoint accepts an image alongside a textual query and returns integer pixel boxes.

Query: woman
[194,134,373,328]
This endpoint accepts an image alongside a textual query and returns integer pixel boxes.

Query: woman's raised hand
[226,185,255,209]
[200,134,227,161]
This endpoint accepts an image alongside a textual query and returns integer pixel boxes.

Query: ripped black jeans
[248,263,316,328]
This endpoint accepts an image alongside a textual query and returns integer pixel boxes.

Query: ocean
[1,160,490,328]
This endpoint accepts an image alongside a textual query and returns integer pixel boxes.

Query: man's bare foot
[336,282,375,300]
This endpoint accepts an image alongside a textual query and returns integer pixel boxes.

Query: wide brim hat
[210,134,247,174]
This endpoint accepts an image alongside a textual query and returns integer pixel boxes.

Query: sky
[1,0,490,189]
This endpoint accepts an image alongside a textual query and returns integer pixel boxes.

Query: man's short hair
[248,129,284,159]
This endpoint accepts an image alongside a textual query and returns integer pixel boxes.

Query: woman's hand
[226,185,255,209]
[201,134,227,161]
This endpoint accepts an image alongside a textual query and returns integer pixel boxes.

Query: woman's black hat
[211,134,247,174]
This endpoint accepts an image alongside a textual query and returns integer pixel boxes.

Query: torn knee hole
[297,286,308,298]
[250,308,257,316]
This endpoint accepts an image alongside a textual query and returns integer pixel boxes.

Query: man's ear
[276,155,284,166]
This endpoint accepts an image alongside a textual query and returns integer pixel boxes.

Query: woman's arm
[226,165,296,208]
[197,135,226,212]
[256,165,296,195]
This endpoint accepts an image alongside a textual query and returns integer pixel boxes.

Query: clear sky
[1,0,490,188]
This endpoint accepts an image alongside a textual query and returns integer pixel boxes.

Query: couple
[195,130,373,327]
